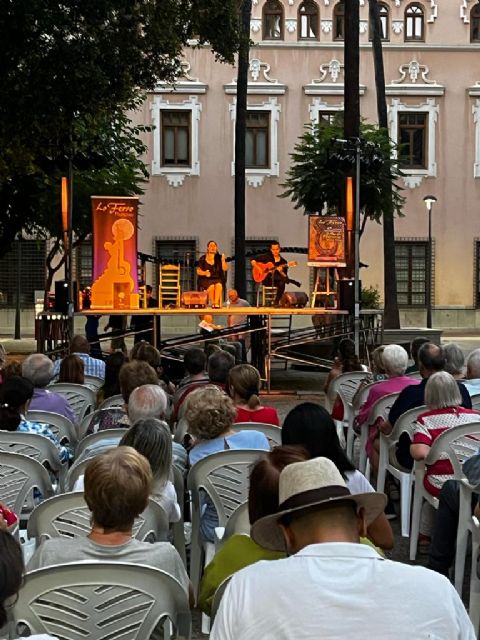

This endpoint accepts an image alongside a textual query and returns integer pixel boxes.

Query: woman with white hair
[410,371,480,545]
[357,344,419,472]
[443,343,465,380]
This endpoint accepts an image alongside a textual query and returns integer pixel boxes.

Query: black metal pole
[427,206,432,328]
[14,238,21,339]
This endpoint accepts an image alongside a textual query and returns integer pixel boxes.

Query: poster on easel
[308,215,346,267]
[90,196,139,309]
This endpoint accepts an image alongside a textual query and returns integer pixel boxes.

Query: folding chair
[47,382,96,423]
[26,409,78,449]
[13,563,191,640]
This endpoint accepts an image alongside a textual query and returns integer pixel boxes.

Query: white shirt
[211,542,475,640]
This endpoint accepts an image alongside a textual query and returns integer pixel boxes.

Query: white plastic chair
[357,392,399,477]
[214,501,250,551]
[232,422,281,446]
[25,409,78,449]
[469,511,480,634]
[78,407,127,439]
[210,576,232,622]
[328,371,370,460]
[0,452,54,517]
[470,392,480,411]
[377,405,426,537]
[171,465,187,567]
[12,563,191,640]
[27,493,170,544]
[47,382,96,423]
[187,449,266,596]
[410,421,480,562]
[97,393,124,410]
[0,431,67,492]
[83,374,104,392]
[75,428,128,458]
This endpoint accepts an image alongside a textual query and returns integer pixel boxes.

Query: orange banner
[308,215,346,267]
[90,196,139,309]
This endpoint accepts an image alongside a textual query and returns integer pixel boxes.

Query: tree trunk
[369,0,400,328]
[344,0,360,279]
[234,0,252,299]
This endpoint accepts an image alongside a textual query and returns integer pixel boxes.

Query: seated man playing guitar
[251,241,299,305]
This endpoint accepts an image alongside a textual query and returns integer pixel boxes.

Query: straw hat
[251,457,387,551]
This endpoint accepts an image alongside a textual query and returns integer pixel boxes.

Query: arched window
[263,0,284,40]
[333,1,345,40]
[404,3,425,42]
[471,3,480,42]
[370,2,389,41]
[298,0,319,40]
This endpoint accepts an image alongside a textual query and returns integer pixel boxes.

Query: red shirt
[234,406,280,426]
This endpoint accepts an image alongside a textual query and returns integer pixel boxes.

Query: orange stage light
[61,176,68,234]
[346,176,354,231]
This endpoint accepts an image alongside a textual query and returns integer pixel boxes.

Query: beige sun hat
[251,457,387,551]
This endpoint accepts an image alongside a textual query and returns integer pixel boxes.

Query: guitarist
[251,241,290,305]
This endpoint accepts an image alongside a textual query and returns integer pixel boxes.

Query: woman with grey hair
[410,371,480,543]
[357,344,419,473]
[443,343,465,379]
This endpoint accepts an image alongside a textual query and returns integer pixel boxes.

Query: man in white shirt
[211,457,475,640]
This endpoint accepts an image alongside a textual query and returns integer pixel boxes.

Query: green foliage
[280,115,405,226]
[361,285,382,309]
[0,0,241,256]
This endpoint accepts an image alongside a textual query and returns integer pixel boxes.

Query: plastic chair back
[0,431,66,491]
[78,407,127,439]
[27,493,169,543]
[84,374,104,392]
[97,393,124,410]
[13,562,192,640]
[75,428,128,458]
[26,410,78,448]
[0,452,54,515]
[210,576,232,622]
[47,382,96,423]
[470,393,480,412]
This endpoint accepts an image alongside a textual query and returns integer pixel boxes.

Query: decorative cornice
[468,82,480,96]
[386,59,445,96]
[154,61,208,94]
[321,20,333,33]
[304,58,366,95]
[392,20,404,35]
[225,58,286,95]
[461,0,472,23]
[285,19,297,33]
[251,18,262,34]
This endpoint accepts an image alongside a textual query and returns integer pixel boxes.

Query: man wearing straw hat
[211,457,474,639]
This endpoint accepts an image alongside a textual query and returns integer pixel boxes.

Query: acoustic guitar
[252,260,301,286]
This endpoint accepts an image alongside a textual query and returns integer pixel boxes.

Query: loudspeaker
[338,279,361,313]
[280,291,309,308]
[54,281,78,314]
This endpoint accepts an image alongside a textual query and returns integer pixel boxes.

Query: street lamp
[423,195,437,329]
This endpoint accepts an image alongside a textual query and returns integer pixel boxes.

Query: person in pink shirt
[356,344,419,472]
[229,364,280,426]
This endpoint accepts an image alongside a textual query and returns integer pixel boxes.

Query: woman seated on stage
[228,364,280,425]
[197,241,228,308]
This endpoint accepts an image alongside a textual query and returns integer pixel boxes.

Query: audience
[282,402,393,549]
[211,457,475,639]
[186,386,269,541]
[464,347,480,396]
[380,343,471,471]
[199,445,307,615]
[356,344,419,474]
[53,334,105,380]
[22,354,76,424]
[443,343,465,379]
[28,447,192,604]
[58,354,84,385]
[410,371,480,541]
[96,351,127,405]
[228,364,280,425]
[130,341,175,396]
[0,376,70,462]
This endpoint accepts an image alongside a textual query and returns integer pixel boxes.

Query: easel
[310,265,338,309]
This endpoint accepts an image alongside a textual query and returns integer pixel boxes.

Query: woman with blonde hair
[228,364,279,425]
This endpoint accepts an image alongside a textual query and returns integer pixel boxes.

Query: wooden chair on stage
[159,264,181,308]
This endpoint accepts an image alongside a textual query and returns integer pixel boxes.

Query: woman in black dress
[196,240,228,308]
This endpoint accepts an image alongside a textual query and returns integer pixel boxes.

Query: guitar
[252,260,301,286]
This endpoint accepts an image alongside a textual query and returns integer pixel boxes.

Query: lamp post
[423,195,437,329]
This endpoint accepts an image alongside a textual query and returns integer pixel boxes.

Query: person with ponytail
[0,376,70,462]
[228,364,280,425]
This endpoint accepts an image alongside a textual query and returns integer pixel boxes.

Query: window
[75,239,93,290]
[398,112,427,169]
[395,241,428,307]
[333,2,345,40]
[369,2,389,41]
[0,240,46,308]
[298,0,319,40]
[246,111,269,168]
[161,111,190,167]
[404,3,424,42]
[155,239,197,292]
[263,0,283,40]
[471,4,480,42]
[317,111,338,127]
